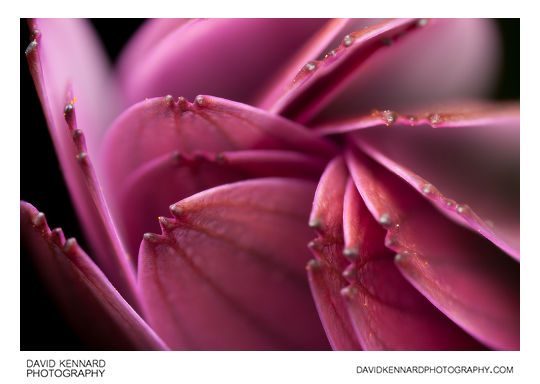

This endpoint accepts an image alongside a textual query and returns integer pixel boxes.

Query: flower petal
[20,201,168,351]
[339,102,519,259]
[340,179,487,350]
[307,157,363,350]
[101,95,336,211]
[267,18,426,123]
[117,19,328,106]
[116,149,327,258]
[346,149,520,350]
[25,20,138,306]
[138,178,329,350]
[313,18,500,122]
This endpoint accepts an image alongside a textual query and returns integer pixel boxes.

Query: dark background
[20,18,519,350]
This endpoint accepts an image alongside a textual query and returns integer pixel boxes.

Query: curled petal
[138,178,329,350]
[339,102,519,259]
[307,157,362,350]
[20,201,168,351]
[101,95,336,198]
[117,149,327,258]
[268,18,426,123]
[117,19,328,106]
[340,180,487,350]
[314,18,500,121]
[346,149,519,350]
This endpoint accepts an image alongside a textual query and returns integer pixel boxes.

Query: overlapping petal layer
[20,202,167,350]
[138,178,329,350]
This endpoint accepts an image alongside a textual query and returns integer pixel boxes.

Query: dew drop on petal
[195,95,204,106]
[25,40,38,55]
[305,61,316,71]
[343,34,354,47]
[378,213,391,226]
[381,110,397,126]
[429,113,441,125]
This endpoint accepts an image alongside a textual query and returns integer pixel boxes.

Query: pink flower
[21,18,519,351]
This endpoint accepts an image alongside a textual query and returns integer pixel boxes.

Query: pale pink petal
[21,201,168,351]
[118,19,328,106]
[337,102,519,259]
[116,149,326,258]
[138,178,329,350]
[306,157,362,350]
[101,95,336,218]
[24,42,139,307]
[346,149,519,350]
[340,180,487,350]
[267,18,426,123]
[314,18,500,122]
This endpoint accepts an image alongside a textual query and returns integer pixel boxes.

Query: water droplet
[429,113,441,125]
[25,40,38,55]
[340,285,357,300]
[75,152,87,163]
[72,129,82,140]
[381,110,397,126]
[456,205,466,214]
[324,50,336,59]
[63,103,73,116]
[143,233,159,242]
[165,94,173,105]
[169,204,184,217]
[342,266,357,280]
[342,247,359,260]
[308,218,321,228]
[422,183,433,194]
[64,238,78,253]
[305,61,316,71]
[394,253,403,262]
[417,19,428,27]
[195,95,204,106]
[408,116,416,126]
[343,34,354,47]
[378,213,391,226]
[306,259,321,271]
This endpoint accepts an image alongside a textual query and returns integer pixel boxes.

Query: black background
[20,18,519,350]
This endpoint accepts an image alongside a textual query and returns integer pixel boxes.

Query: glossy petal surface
[307,157,362,350]
[20,202,167,351]
[315,18,500,121]
[346,149,520,350]
[340,102,519,259]
[138,178,329,350]
[118,149,326,258]
[340,180,487,350]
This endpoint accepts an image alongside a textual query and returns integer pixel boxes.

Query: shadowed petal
[116,149,327,258]
[20,201,168,351]
[117,19,328,106]
[338,102,519,259]
[138,178,329,350]
[307,157,362,350]
[340,180,487,350]
[345,149,519,350]
[268,18,426,123]
[314,18,500,122]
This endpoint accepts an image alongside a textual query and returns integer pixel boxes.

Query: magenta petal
[116,149,327,259]
[21,201,167,351]
[25,20,138,306]
[340,180,487,350]
[346,149,519,350]
[118,19,328,106]
[307,157,362,350]
[138,178,329,350]
[315,18,500,120]
[342,102,519,259]
[101,95,336,207]
[267,18,425,123]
